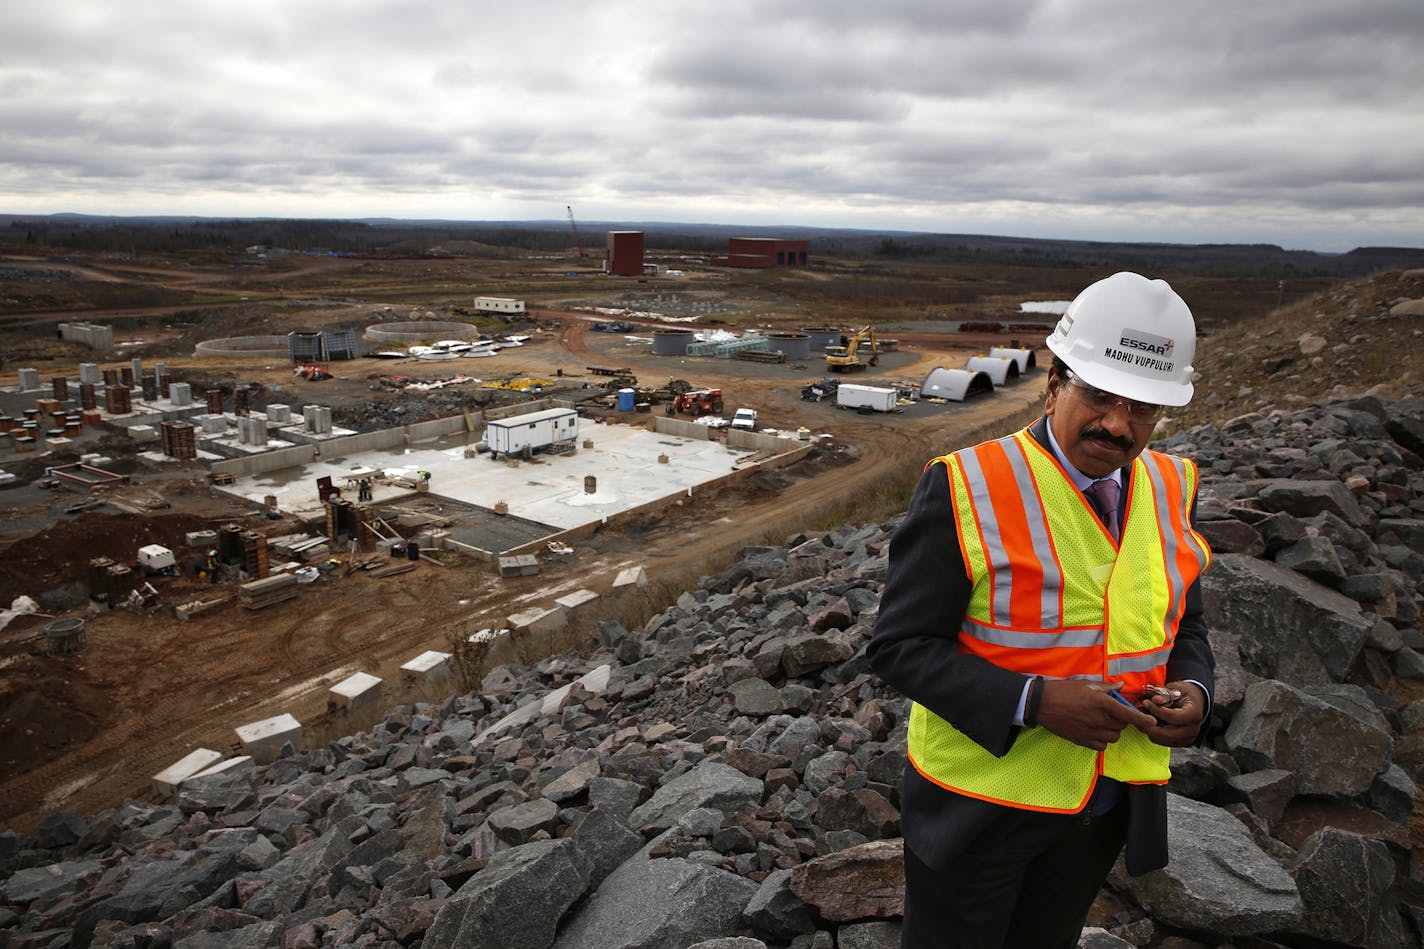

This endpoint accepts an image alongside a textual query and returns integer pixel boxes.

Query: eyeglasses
[1060,369,1164,423]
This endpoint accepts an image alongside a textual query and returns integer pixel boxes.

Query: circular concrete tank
[365,321,479,343]
[802,328,844,352]
[767,332,811,360]
[652,329,695,355]
[195,336,289,359]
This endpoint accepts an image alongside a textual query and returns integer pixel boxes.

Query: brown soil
[0,262,1040,832]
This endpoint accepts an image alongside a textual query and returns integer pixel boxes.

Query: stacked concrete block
[234,713,304,764]
[17,368,40,392]
[171,382,192,407]
[199,415,227,435]
[78,363,101,385]
[267,403,291,424]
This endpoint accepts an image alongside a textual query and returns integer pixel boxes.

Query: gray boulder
[551,856,759,949]
[1224,680,1393,797]
[426,837,592,949]
[1201,553,1370,684]
[629,762,764,834]
[1286,827,1405,949]
[1118,795,1301,936]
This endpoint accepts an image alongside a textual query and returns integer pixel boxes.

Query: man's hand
[1140,680,1208,747]
[1036,680,1158,751]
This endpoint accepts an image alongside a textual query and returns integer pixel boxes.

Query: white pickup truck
[731,408,758,430]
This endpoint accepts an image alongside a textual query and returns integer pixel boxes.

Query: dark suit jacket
[867,417,1214,876]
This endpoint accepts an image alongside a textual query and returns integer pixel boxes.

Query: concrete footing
[613,566,649,591]
[555,589,599,615]
[328,672,384,722]
[400,651,452,688]
[186,755,255,785]
[235,713,304,764]
[152,748,224,798]
[508,606,567,636]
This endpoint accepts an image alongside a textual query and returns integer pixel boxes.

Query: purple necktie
[1086,479,1121,541]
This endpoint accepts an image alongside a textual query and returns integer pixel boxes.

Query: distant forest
[3,213,1422,279]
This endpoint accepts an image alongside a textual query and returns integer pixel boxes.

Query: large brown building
[714,237,810,269]
[607,231,645,276]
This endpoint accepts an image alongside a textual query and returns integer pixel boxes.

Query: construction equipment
[567,205,586,258]
[294,363,332,381]
[825,326,879,372]
[668,387,724,417]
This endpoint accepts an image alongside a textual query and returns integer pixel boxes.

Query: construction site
[0,240,1054,832]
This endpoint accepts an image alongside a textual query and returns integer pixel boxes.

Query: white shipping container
[483,408,578,458]
[836,384,898,413]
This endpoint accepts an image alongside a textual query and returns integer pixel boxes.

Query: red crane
[566,205,586,258]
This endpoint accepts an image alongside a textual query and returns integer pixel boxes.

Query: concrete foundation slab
[151,748,224,798]
[235,713,304,764]
[217,418,764,540]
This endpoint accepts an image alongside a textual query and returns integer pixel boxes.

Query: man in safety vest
[869,272,1214,949]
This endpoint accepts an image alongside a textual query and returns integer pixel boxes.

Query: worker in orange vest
[870,273,1214,948]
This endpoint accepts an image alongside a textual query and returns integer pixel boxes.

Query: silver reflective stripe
[958,448,1014,623]
[1109,646,1175,676]
[1142,458,1186,625]
[1005,436,1063,627]
[963,618,1103,649]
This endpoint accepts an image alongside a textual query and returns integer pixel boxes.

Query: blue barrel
[617,387,636,411]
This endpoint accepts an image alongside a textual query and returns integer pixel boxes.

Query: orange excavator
[668,387,724,416]
[294,363,332,381]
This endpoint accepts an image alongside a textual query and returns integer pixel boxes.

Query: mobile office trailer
[483,408,578,459]
[474,296,526,315]
[836,383,898,413]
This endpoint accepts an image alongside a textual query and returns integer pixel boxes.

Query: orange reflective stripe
[980,440,1044,628]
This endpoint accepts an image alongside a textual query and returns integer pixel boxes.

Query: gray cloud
[0,0,1418,250]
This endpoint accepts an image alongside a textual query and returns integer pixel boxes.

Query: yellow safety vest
[906,428,1211,812]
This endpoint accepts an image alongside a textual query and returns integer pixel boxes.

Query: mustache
[1079,426,1135,451]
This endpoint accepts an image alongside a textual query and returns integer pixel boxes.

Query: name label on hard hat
[1104,329,1177,374]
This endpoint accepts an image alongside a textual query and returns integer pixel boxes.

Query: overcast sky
[2,1,1420,252]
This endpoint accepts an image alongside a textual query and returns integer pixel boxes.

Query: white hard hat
[1045,272,1196,406]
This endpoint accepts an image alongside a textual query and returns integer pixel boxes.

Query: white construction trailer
[483,408,578,459]
[836,383,898,413]
[474,296,527,315]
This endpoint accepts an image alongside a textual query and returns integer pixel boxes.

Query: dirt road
[0,317,1045,833]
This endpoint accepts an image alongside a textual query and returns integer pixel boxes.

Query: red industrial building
[607,231,645,276]
[713,237,810,269]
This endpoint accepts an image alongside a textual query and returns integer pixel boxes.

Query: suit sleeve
[868,461,1031,757]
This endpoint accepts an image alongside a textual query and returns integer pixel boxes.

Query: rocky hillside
[1175,268,1424,430]
[1,275,1423,949]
